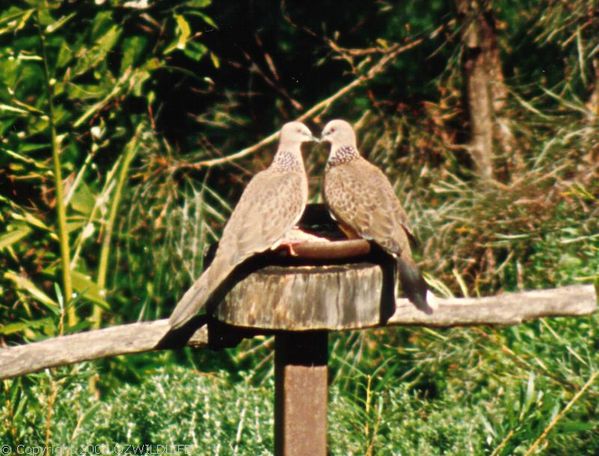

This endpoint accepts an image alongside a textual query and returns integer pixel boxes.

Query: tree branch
[183,38,423,169]
[0,284,594,380]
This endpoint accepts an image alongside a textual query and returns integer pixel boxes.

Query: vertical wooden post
[275,331,328,456]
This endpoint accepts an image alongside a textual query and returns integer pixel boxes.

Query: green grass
[2,312,597,454]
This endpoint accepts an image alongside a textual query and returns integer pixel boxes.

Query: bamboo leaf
[0,225,31,250]
[4,271,59,313]
[71,271,110,310]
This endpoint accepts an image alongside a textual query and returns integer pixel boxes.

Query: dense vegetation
[1,0,597,454]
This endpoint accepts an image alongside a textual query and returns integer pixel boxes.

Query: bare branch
[187,38,423,169]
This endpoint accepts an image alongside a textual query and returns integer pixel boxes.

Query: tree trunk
[457,0,505,180]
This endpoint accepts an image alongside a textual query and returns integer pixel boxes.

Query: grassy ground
[2,311,597,454]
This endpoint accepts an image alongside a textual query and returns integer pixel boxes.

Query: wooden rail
[0,284,595,380]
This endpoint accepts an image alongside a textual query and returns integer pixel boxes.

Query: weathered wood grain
[216,263,389,329]
[217,262,596,330]
[390,284,597,327]
[0,284,595,380]
[0,320,208,380]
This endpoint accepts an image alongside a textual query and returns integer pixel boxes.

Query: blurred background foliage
[0,0,597,454]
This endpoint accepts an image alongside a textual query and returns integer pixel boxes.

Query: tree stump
[216,262,392,330]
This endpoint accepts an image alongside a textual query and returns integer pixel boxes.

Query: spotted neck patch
[327,145,360,168]
[272,149,304,172]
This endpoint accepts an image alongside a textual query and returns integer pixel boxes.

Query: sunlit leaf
[4,270,59,313]
[210,51,220,68]
[0,8,34,36]
[71,270,110,309]
[0,318,53,335]
[66,220,86,234]
[183,41,207,61]
[0,225,31,250]
[12,210,50,231]
[45,12,76,34]
[73,25,120,76]
[175,14,191,49]
[120,35,147,73]
[185,0,212,8]
[70,181,96,216]
[0,103,29,115]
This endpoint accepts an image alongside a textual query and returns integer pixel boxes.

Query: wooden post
[275,331,328,456]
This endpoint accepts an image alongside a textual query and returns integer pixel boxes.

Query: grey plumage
[169,122,314,329]
[321,119,430,313]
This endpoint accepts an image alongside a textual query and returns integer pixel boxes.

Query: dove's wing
[169,168,307,329]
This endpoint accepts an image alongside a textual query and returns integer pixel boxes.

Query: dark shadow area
[274,331,329,367]
[157,315,260,351]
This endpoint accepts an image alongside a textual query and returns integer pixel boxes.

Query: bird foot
[279,241,304,257]
[274,227,330,256]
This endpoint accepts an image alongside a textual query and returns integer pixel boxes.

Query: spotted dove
[169,121,315,329]
[321,119,431,313]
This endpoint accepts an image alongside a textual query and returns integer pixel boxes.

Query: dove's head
[320,119,357,150]
[279,121,317,147]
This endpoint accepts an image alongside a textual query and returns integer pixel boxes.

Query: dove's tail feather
[169,257,234,329]
[397,254,432,314]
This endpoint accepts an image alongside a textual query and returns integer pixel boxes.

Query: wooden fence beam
[0,319,208,380]
[0,284,595,380]
[389,284,596,327]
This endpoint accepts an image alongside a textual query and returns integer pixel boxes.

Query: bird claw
[280,241,303,256]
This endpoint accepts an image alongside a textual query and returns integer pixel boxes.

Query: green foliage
[0,0,218,331]
[2,317,597,454]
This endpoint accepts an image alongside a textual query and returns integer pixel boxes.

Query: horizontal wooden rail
[0,284,595,380]
[0,320,209,380]
[391,284,596,327]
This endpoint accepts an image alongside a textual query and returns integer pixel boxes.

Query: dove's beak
[311,135,321,143]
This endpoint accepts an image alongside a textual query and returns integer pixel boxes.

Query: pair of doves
[169,120,430,329]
